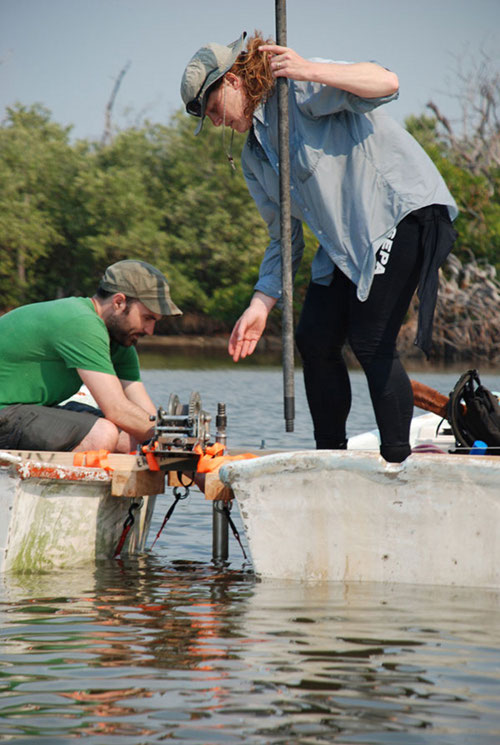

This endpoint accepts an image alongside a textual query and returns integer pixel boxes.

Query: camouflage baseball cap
[181,31,247,134]
[99,260,182,316]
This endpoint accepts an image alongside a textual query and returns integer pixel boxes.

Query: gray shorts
[0,403,103,452]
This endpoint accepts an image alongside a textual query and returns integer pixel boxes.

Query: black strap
[150,485,190,550]
[222,504,248,561]
[113,501,142,558]
[448,369,475,448]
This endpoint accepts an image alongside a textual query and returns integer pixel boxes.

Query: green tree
[0,104,80,306]
[3,85,497,345]
[154,113,268,319]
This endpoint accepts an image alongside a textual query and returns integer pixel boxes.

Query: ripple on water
[1,366,500,743]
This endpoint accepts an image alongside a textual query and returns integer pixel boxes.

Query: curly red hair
[208,31,276,119]
[230,31,276,117]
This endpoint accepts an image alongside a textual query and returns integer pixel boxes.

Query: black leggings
[295,211,424,463]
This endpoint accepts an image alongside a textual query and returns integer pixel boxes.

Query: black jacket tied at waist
[411,204,458,358]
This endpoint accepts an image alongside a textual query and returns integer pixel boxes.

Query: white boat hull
[220,417,500,587]
[0,460,158,573]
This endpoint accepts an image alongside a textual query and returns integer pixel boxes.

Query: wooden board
[0,449,199,472]
[112,468,166,497]
[0,449,198,499]
[168,469,234,502]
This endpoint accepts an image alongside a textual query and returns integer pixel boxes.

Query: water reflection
[239,581,500,743]
[0,558,254,741]
[1,362,500,743]
[1,562,499,743]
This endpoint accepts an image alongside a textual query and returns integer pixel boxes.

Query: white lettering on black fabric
[374,227,397,275]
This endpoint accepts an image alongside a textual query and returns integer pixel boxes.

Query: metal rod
[215,402,227,447]
[212,402,229,561]
[275,0,295,432]
[212,502,229,561]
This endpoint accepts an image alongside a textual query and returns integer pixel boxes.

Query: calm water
[1,363,499,744]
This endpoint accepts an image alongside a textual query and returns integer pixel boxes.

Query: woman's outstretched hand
[228,292,277,362]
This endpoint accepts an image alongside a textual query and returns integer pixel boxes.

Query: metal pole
[215,402,227,447]
[212,402,229,561]
[275,0,295,432]
[212,502,229,561]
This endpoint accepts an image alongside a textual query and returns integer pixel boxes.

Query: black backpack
[448,369,500,454]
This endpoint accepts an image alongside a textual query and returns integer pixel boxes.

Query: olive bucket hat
[180,31,247,134]
[99,260,182,316]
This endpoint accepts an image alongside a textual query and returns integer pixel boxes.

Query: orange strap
[194,442,257,474]
[141,441,161,471]
[72,443,256,475]
[73,449,112,471]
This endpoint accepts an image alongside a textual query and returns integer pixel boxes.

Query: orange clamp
[194,442,257,474]
[73,449,112,471]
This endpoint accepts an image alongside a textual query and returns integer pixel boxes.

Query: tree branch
[101,61,131,146]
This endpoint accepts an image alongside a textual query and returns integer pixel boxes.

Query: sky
[1,0,499,142]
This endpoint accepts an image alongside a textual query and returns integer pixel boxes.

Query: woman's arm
[228,291,277,362]
[259,43,399,98]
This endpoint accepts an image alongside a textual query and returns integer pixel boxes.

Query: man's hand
[228,292,277,362]
[121,379,156,418]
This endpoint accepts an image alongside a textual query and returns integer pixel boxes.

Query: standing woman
[181,31,458,462]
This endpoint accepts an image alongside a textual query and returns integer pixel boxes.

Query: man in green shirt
[0,260,182,453]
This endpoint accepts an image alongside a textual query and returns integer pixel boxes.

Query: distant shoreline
[137,334,499,372]
[138,334,281,352]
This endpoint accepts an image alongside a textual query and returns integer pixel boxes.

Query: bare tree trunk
[101,61,131,146]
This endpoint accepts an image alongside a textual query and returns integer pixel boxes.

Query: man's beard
[107,313,143,347]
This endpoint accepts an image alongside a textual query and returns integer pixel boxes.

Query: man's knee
[74,418,120,452]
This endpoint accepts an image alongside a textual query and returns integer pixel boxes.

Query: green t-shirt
[0,297,141,408]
